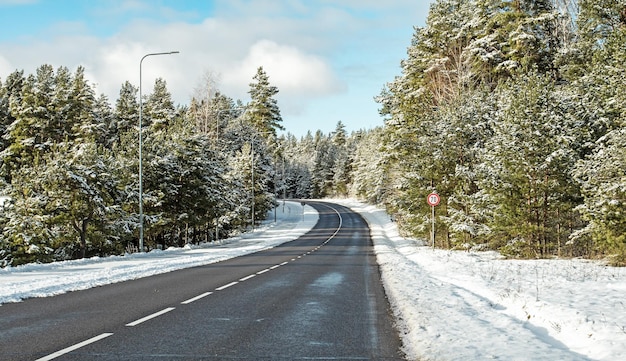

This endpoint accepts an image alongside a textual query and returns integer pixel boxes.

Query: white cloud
[224,39,345,97]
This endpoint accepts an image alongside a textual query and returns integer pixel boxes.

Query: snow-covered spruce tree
[376,0,481,239]
[331,121,352,197]
[285,131,314,199]
[1,157,54,265]
[141,116,225,247]
[468,0,562,83]
[435,90,495,250]
[245,66,284,138]
[222,115,276,230]
[573,129,626,265]
[0,70,25,164]
[42,142,125,259]
[310,131,336,198]
[238,67,283,223]
[110,81,139,148]
[348,128,389,205]
[570,14,626,265]
[143,78,176,131]
[477,72,582,258]
[0,183,10,267]
[2,142,126,263]
[3,65,57,183]
[561,0,626,79]
[93,94,115,148]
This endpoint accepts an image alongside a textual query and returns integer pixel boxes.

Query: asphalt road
[0,201,405,361]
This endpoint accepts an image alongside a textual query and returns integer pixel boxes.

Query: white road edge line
[280,261,289,266]
[269,265,281,270]
[35,332,114,361]
[215,281,238,291]
[257,269,271,275]
[239,274,256,281]
[126,307,175,327]
[181,292,212,305]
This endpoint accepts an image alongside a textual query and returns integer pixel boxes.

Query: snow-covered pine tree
[477,72,581,257]
[112,81,139,147]
[144,78,176,131]
[0,71,24,163]
[570,11,626,264]
[93,94,115,148]
[331,121,352,197]
[41,142,126,259]
[4,66,57,179]
[1,157,54,265]
[245,66,284,138]
[348,128,388,205]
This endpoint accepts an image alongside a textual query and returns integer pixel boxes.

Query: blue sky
[0,0,434,136]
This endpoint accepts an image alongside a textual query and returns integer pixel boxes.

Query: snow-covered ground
[333,199,626,361]
[1,200,625,361]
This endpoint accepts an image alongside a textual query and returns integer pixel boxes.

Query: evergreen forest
[1,0,626,267]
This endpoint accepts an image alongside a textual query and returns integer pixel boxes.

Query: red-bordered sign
[427,192,440,206]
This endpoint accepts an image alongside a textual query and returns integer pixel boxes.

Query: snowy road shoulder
[0,201,318,305]
[331,198,626,361]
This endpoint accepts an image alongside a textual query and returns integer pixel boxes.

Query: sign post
[426,192,440,248]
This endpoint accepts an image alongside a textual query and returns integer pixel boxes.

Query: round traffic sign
[427,192,440,206]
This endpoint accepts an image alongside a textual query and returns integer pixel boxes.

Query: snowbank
[0,201,318,304]
[333,199,626,361]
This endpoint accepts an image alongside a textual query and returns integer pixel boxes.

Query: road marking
[280,261,289,266]
[257,268,270,274]
[181,292,212,305]
[126,307,175,327]
[239,274,256,281]
[216,281,238,291]
[36,333,114,361]
[269,264,280,270]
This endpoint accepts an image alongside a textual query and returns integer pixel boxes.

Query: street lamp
[139,51,179,252]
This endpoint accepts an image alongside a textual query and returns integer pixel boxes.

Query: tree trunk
[72,218,88,259]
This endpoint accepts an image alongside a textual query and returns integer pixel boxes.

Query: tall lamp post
[139,51,179,252]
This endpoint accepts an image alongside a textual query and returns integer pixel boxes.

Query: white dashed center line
[181,292,213,305]
[215,281,239,291]
[126,307,176,327]
[35,333,114,361]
